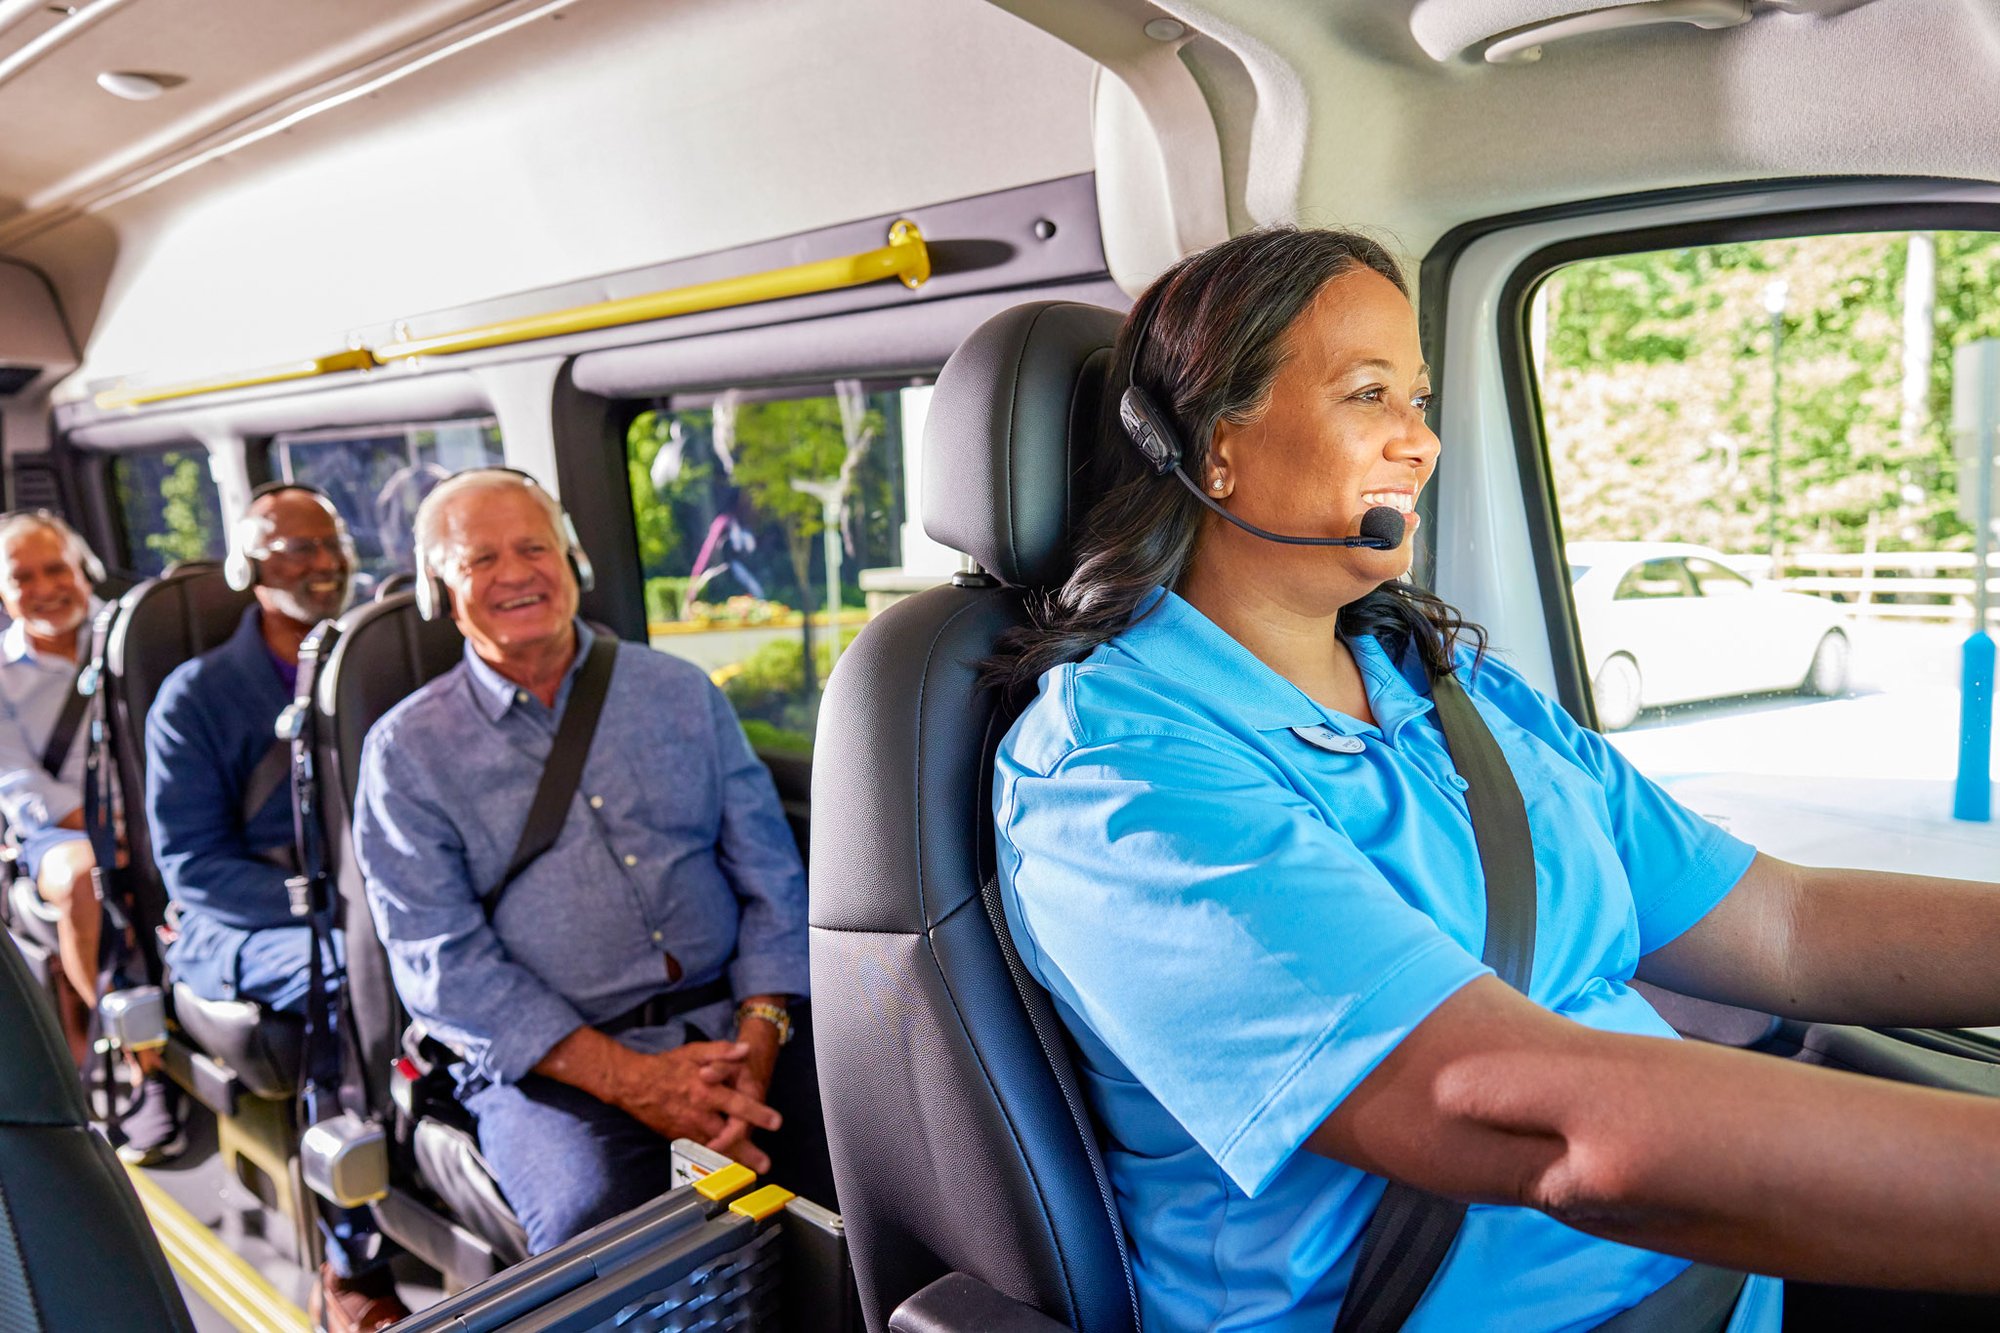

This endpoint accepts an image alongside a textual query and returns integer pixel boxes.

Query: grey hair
[412,469,566,576]
[0,511,98,589]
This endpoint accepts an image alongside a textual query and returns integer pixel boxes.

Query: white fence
[1776,550,2000,624]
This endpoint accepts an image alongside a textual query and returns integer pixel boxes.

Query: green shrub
[645,576,691,623]
[740,718,815,756]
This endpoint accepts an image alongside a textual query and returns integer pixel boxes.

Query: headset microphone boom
[1118,380,1407,552]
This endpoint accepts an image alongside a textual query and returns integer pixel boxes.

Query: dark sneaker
[114,1073,187,1167]
[309,1263,408,1333]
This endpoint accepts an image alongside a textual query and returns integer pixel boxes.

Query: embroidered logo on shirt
[1290,725,1365,755]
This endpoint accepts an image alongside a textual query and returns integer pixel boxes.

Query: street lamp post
[1762,278,1789,567]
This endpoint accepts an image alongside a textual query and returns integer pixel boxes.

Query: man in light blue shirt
[355,470,809,1255]
[0,514,102,1022]
[0,511,190,1165]
[994,589,1784,1331]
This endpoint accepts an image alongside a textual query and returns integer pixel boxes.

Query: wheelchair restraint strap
[1332,668,1536,1333]
[1332,668,1746,1331]
[40,669,89,779]
[481,632,619,919]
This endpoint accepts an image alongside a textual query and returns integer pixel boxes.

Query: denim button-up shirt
[353,623,809,1087]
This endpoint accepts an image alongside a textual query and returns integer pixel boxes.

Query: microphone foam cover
[1359,505,1406,550]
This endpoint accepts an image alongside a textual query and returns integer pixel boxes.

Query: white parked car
[1565,542,1850,731]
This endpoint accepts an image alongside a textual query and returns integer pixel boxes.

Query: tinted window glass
[626,381,937,756]
[273,417,505,598]
[111,445,225,577]
[1613,559,1693,600]
[1685,556,1754,596]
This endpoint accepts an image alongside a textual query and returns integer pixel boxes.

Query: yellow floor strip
[125,1165,313,1333]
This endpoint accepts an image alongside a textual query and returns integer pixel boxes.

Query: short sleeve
[1465,653,1756,954]
[995,723,1492,1199]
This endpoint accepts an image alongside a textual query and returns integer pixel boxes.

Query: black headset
[0,509,108,585]
[411,468,596,622]
[224,480,357,591]
[1115,290,1403,551]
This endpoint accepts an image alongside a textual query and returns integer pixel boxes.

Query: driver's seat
[809,301,1139,1332]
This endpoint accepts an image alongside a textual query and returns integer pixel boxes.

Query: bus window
[271,417,505,596]
[110,445,225,577]
[626,381,934,756]
[1530,231,2000,879]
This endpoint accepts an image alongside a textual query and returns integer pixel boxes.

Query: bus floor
[126,1100,447,1333]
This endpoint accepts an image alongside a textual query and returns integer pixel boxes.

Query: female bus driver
[987,227,2000,1331]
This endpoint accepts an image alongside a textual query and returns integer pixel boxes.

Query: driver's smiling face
[438,486,579,664]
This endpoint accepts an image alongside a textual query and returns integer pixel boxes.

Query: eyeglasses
[259,535,348,561]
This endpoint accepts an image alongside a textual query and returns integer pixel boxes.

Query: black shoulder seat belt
[1333,667,1746,1333]
[481,632,619,919]
[40,669,90,779]
[240,739,292,827]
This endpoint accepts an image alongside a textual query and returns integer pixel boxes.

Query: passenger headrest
[922,301,1124,589]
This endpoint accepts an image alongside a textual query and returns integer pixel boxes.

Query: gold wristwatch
[736,999,793,1046]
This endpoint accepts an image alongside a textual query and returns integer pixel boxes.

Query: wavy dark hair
[984,225,1485,700]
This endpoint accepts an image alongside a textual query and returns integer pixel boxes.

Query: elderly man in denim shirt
[354,470,810,1255]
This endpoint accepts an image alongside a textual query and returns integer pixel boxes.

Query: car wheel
[1592,654,1643,731]
[1801,630,1849,697]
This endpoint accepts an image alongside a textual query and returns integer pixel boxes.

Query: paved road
[1607,621,1999,880]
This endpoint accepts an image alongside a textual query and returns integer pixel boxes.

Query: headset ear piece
[559,514,596,594]
[1118,385,1185,476]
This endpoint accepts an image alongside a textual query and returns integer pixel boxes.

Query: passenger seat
[0,929,194,1331]
[299,590,531,1282]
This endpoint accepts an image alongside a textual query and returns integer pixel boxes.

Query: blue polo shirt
[992,589,1780,1331]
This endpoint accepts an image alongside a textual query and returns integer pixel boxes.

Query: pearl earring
[1211,477,1225,492]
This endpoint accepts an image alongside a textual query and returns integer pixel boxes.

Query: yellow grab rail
[374,218,928,362]
[95,348,378,411]
[93,219,930,410]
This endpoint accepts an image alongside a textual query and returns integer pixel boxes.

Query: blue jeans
[461,1075,679,1256]
[235,926,387,1281]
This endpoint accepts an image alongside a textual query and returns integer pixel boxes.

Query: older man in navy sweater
[147,483,407,1333]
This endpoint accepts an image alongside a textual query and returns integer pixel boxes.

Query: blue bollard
[1955,630,1995,822]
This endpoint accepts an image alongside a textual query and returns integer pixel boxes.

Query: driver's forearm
[1785,861,2000,1027]
[1525,1027,2000,1290]
[1316,984,2000,1293]
[1748,860,2000,1027]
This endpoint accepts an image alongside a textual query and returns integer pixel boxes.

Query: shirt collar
[1109,588,1433,736]
[463,620,596,722]
[3,599,102,670]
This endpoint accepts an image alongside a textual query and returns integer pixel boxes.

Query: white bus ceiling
[1,0,1994,421]
[2,0,1099,400]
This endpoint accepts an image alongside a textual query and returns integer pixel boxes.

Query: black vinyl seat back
[308,592,464,1119]
[809,302,1139,1332]
[0,931,195,1331]
[104,561,255,941]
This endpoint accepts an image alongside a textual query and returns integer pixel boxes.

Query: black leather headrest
[921,301,1124,589]
[108,564,255,729]
[317,592,465,814]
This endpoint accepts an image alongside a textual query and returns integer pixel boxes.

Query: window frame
[1425,184,2000,728]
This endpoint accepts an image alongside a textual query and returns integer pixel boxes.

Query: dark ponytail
[984,225,1485,700]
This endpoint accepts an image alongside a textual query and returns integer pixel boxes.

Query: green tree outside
[1539,231,1998,557]
[146,452,216,567]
